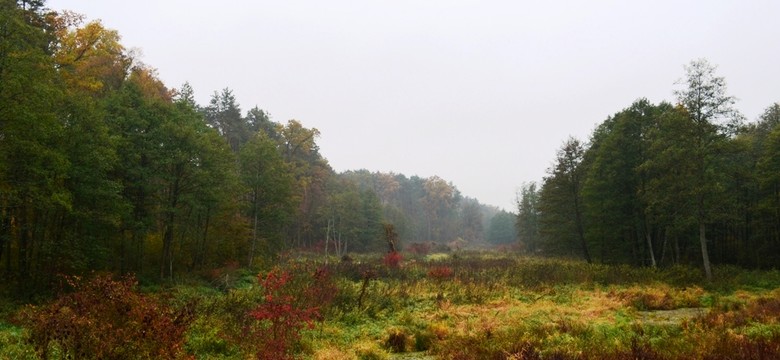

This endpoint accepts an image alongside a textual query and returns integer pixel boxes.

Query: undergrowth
[3,253,780,359]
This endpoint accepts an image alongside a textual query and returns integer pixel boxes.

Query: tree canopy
[522,60,780,277]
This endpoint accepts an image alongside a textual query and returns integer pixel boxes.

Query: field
[2,252,780,359]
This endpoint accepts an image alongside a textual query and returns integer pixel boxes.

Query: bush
[427,266,454,281]
[225,265,337,360]
[383,327,411,353]
[17,274,194,360]
[384,251,403,269]
[248,268,321,359]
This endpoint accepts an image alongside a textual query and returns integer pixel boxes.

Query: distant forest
[0,1,514,294]
[518,59,780,279]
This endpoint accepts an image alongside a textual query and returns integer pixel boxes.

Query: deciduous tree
[669,59,743,280]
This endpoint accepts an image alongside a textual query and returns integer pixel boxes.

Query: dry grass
[285,254,780,359]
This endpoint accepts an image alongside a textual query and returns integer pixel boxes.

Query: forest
[517,60,780,279]
[3,1,780,359]
[0,0,513,295]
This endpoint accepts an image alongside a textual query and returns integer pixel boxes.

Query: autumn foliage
[384,251,403,269]
[427,265,454,280]
[17,274,194,360]
[246,266,336,360]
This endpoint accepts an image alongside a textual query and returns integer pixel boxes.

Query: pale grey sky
[48,1,780,210]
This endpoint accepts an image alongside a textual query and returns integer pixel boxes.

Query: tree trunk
[573,196,591,263]
[161,213,174,280]
[646,232,656,268]
[196,207,211,270]
[0,210,8,275]
[659,227,669,266]
[699,222,712,281]
[249,192,258,268]
[674,234,680,265]
[325,219,331,264]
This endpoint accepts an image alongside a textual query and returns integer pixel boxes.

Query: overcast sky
[48,0,780,210]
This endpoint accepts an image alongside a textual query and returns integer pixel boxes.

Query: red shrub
[384,251,403,269]
[17,274,193,360]
[248,266,336,360]
[428,266,454,281]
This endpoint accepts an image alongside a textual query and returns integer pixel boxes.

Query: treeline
[517,59,780,277]
[339,170,517,247]
[0,1,508,294]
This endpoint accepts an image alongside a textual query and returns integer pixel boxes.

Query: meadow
[2,252,780,359]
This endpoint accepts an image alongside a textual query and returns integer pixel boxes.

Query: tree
[488,210,517,245]
[422,176,459,241]
[669,59,743,280]
[516,182,541,253]
[157,89,238,279]
[0,1,69,289]
[322,178,383,256]
[246,106,279,140]
[277,120,330,247]
[459,199,484,242]
[675,59,743,134]
[539,137,591,262]
[204,88,246,152]
[583,99,672,266]
[239,132,294,265]
[52,17,130,97]
[171,84,242,272]
[104,77,165,274]
[755,104,780,267]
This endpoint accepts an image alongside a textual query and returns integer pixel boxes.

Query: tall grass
[4,252,780,359]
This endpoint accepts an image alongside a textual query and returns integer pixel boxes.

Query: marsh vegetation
[3,252,780,359]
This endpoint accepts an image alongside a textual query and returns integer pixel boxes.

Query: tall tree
[204,88,246,152]
[422,176,459,242]
[277,120,330,247]
[0,1,69,290]
[539,137,591,262]
[755,104,780,267]
[239,132,294,265]
[246,106,279,140]
[516,182,541,253]
[459,199,484,242]
[52,16,130,97]
[488,210,517,245]
[670,59,743,280]
[584,99,672,266]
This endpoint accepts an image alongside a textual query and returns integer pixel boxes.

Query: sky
[47,0,780,210]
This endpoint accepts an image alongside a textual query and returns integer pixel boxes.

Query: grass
[2,252,780,359]
[299,253,780,359]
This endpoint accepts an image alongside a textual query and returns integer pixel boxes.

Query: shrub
[247,265,337,360]
[427,266,454,281]
[17,274,193,360]
[383,327,411,353]
[384,251,403,269]
[412,327,436,351]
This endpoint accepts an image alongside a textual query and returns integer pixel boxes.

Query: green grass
[0,321,37,360]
